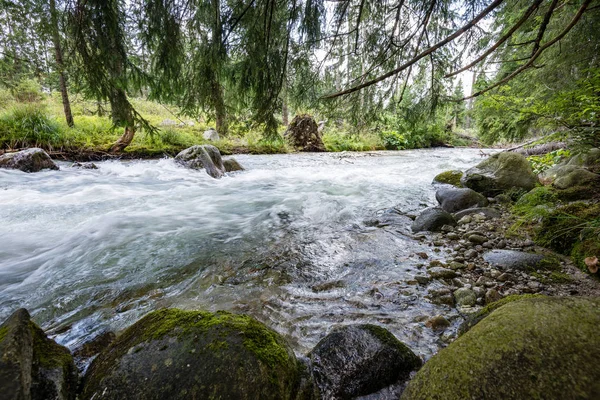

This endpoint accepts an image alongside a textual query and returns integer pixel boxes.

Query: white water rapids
[0,149,485,359]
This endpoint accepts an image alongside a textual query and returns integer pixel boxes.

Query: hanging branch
[445,0,543,78]
[462,0,591,101]
[531,0,560,56]
[322,0,505,99]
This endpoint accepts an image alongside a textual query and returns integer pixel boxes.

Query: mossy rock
[433,170,463,187]
[461,152,538,196]
[81,308,307,400]
[223,157,245,172]
[457,294,544,336]
[572,239,600,275]
[402,297,600,400]
[535,202,600,254]
[0,308,77,400]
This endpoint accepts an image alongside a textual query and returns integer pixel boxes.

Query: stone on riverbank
[453,207,501,220]
[482,250,546,271]
[309,324,421,399]
[81,309,305,400]
[0,308,77,400]
[461,152,538,196]
[432,170,463,187]
[411,208,456,233]
[175,144,225,178]
[223,157,245,172]
[435,187,488,213]
[203,128,220,141]
[402,297,600,400]
[0,148,59,173]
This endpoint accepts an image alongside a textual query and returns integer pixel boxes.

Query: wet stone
[428,267,456,280]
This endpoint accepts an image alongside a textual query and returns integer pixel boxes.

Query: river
[0,148,485,360]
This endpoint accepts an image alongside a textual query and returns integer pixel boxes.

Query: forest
[1,1,600,400]
[0,0,597,156]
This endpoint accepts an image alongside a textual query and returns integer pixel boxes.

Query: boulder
[285,115,326,152]
[553,167,599,190]
[0,308,77,400]
[453,207,501,220]
[402,297,600,400]
[435,187,488,213]
[202,128,220,141]
[0,148,59,173]
[461,152,538,196]
[223,158,245,172]
[567,148,600,169]
[482,250,545,271]
[175,145,225,178]
[308,324,421,399]
[81,309,305,400]
[411,208,456,233]
[432,170,463,187]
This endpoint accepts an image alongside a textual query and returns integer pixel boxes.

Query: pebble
[446,232,460,240]
[464,249,478,259]
[468,234,487,244]
[425,315,450,331]
[485,288,502,304]
[454,287,477,307]
[428,267,457,279]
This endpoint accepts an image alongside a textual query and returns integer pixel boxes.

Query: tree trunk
[282,83,289,126]
[108,88,136,153]
[211,0,227,135]
[49,0,74,127]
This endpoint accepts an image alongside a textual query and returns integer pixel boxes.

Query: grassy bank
[0,85,477,159]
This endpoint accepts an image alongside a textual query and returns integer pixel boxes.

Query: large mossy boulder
[174,145,225,178]
[411,207,456,233]
[81,309,306,400]
[461,152,538,196]
[435,187,488,213]
[402,297,600,400]
[0,308,77,400]
[432,170,463,187]
[308,324,421,399]
[285,115,326,152]
[0,148,59,173]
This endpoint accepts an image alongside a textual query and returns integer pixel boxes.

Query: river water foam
[0,149,485,359]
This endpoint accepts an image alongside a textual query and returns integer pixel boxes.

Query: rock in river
[0,308,77,400]
[0,148,59,173]
[309,324,421,399]
[435,187,488,213]
[411,208,456,233]
[223,157,245,172]
[401,297,600,400]
[175,145,225,178]
[80,309,305,400]
[461,152,538,196]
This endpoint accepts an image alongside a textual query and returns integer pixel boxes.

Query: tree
[48,0,74,127]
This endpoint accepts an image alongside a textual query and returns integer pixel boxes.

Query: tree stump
[284,114,326,152]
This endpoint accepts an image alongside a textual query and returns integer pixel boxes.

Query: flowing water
[0,148,485,360]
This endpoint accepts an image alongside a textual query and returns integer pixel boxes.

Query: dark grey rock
[428,267,456,279]
[468,234,487,245]
[482,250,545,271]
[175,145,225,178]
[223,158,245,172]
[309,324,421,399]
[0,308,77,400]
[461,152,538,196]
[411,208,456,233]
[0,148,59,173]
[72,162,98,170]
[435,187,488,213]
[454,207,501,220]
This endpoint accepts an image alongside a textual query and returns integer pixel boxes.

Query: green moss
[458,294,544,336]
[433,170,463,187]
[29,321,73,370]
[402,297,600,400]
[572,239,600,276]
[0,326,8,343]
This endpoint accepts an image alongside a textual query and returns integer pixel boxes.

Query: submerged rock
[0,308,77,400]
[411,208,456,233]
[432,170,463,187]
[0,148,59,173]
[223,157,245,172]
[175,145,225,178]
[81,309,304,400]
[285,114,326,152]
[402,297,600,400]
[435,187,488,213]
[461,152,538,196]
[482,250,545,271]
[308,324,421,399]
[71,162,98,170]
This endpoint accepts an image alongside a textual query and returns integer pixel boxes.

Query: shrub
[11,79,44,103]
[380,130,407,150]
[0,105,61,150]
